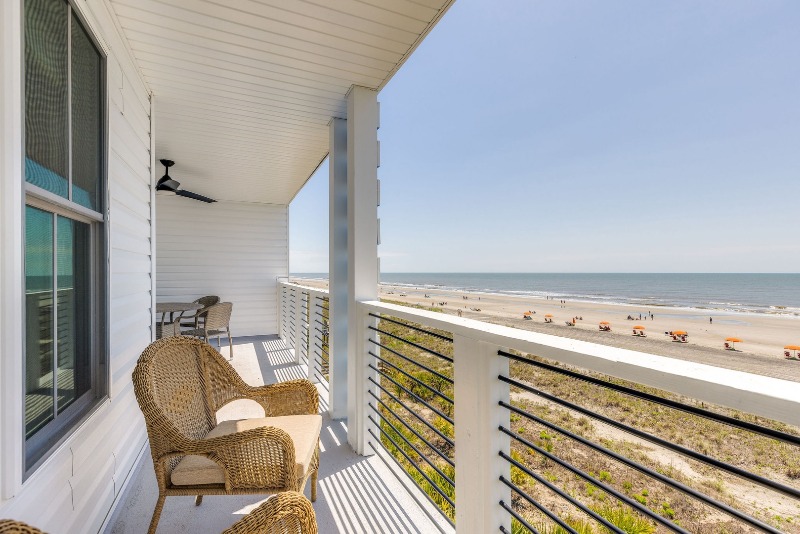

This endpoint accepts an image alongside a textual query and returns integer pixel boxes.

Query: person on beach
[709,317,713,324]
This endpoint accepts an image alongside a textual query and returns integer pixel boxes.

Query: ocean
[291,273,800,318]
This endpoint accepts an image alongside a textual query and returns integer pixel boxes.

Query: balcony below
[104,335,450,534]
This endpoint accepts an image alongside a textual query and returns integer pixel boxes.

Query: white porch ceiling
[109,0,454,204]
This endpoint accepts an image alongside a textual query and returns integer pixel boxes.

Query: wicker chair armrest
[176,426,298,491]
[244,379,319,416]
[0,520,46,534]
[222,491,318,534]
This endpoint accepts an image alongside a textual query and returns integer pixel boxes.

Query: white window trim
[0,0,26,501]
[1,0,112,495]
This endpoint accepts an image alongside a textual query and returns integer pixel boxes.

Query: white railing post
[307,290,321,383]
[453,335,511,533]
[276,282,283,342]
[293,289,304,364]
[347,302,377,455]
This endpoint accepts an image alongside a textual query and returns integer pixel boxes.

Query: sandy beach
[292,278,800,383]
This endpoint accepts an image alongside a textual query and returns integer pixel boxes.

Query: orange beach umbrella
[725,337,742,343]
[545,314,553,318]
[672,330,687,336]
[785,345,800,351]
[633,325,645,330]
[599,321,610,325]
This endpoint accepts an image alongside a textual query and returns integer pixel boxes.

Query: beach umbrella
[726,337,742,343]
[785,345,800,350]
[672,330,687,336]
[599,321,610,325]
[545,314,553,317]
[633,325,645,330]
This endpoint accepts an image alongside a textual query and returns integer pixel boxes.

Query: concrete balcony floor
[104,335,449,534]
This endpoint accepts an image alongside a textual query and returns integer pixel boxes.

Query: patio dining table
[156,302,202,336]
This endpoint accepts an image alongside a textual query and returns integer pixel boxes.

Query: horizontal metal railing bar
[500,462,624,534]
[313,372,329,390]
[368,390,454,467]
[499,500,539,534]
[369,313,454,342]
[499,374,800,501]
[498,350,800,446]
[368,338,454,385]
[368,440,455,528]
[368,364,454,425]
[369,351,454,405]
[499,474,580,534]
[368,325,454,363]
[367,429,455,509]
[369,377,455,448]
[500,426,690,534]
[359,299,800,430]
[368,411,455,488]
[498,400,779,530]
[315,302,329,310]
[314,319,327,329]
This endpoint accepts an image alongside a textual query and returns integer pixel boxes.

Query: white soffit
[108,0,455,204]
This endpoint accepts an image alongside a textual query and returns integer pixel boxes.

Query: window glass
[56,216,92,412]
[25,206,55,439]
[24,0,69,198]
[71,12,103,211]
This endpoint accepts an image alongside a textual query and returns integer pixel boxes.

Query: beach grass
[369,301,800,533]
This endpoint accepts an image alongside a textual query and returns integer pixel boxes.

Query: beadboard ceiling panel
[109,0,455,204]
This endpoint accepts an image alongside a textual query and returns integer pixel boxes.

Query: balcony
[104,334,450,534]
[108,281,800,533]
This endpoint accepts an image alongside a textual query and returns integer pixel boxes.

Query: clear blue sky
[290,0,800,273]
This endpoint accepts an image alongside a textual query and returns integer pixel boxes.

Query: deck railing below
[278,282,800,533]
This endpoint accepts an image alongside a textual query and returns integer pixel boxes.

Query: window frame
[21,0,109,477]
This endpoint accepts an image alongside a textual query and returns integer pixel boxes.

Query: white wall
[156,196,288,337]
[0,0,153,531]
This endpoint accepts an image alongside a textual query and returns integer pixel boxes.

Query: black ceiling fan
[157,159,216,203]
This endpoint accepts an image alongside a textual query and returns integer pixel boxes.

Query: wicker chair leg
[195,495,203,506]
[311,470,318,502]
[148,494,166,534]
[227,327,233,360]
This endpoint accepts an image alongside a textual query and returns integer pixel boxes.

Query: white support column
[293,289,305,364]
[454,336,511,533]
[328,116,348,419]
[0,0,24,498]
[346,86,379,454]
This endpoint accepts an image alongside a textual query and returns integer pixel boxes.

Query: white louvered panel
[156,195,287,336]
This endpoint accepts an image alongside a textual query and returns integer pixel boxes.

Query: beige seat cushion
[171,414,322,486]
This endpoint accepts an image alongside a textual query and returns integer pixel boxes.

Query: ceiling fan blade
[176,189,217,203]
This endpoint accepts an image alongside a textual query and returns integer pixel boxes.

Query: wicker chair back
[203,302,233,332]
[194,295,220,308]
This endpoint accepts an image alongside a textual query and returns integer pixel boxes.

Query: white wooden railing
[278,281,800,534]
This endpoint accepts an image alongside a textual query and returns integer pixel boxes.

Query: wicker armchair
[182,302,234,359]
[223,492,317,534]
[181,295,220,330]
[0,521,45,534]
[133,336,321,534]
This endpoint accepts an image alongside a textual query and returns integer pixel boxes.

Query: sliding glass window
[23,0,106,472]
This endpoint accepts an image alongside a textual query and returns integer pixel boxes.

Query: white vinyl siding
[0,0,153,530]
[156,196,288,337]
